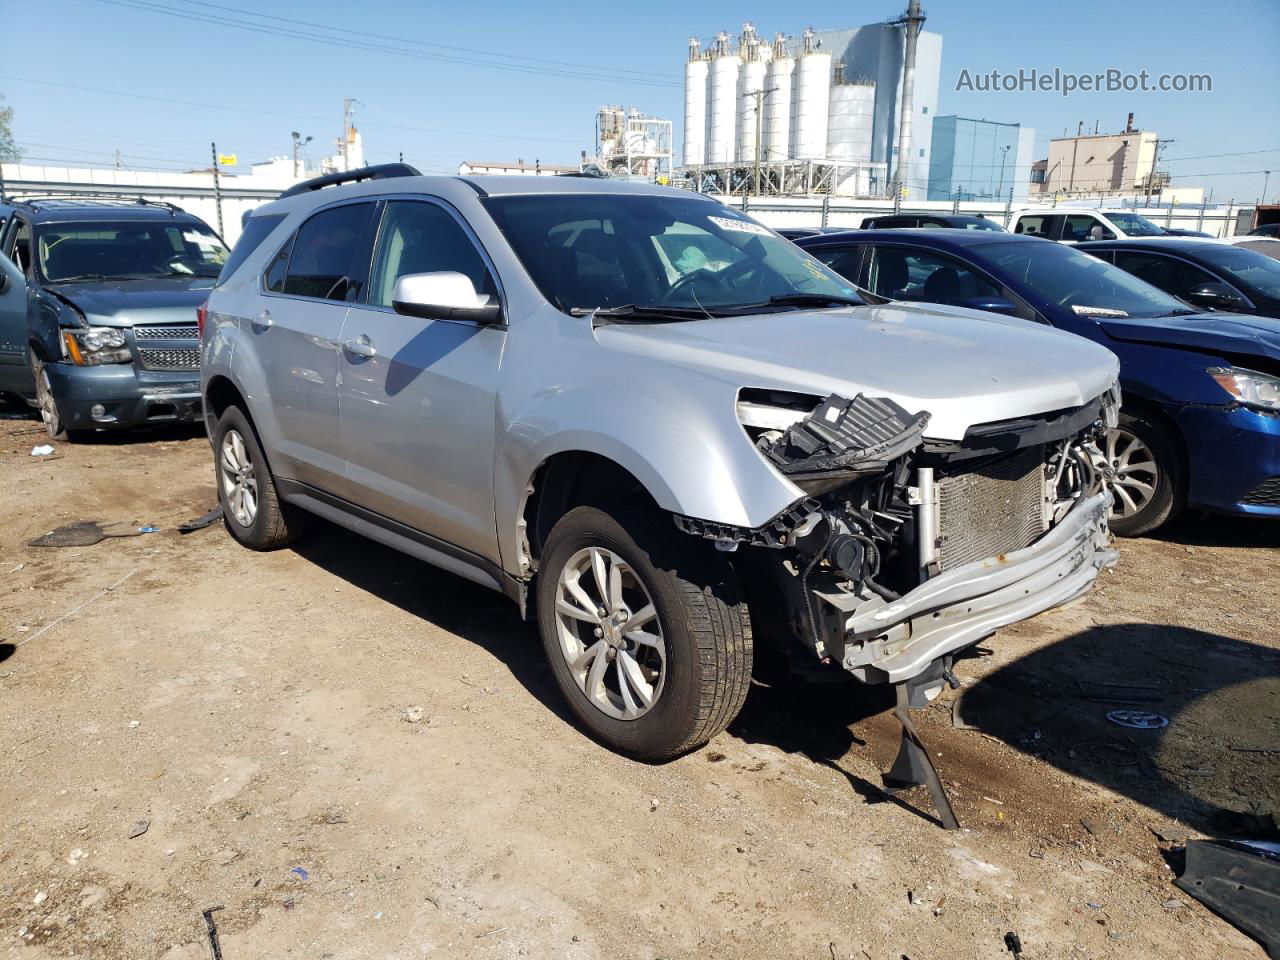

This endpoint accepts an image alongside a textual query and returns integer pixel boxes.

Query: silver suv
[202,166,1119,782]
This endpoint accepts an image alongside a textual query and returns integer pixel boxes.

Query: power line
[163,0,671,82]
[96,0,679,89]
[0,74,585,144]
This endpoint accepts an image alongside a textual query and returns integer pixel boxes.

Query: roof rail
[278,163,422,200]
[3,194,187,215]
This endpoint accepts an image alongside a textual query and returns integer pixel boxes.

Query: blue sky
[3,0,1278,202]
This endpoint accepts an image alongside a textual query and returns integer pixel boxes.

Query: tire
[212,405,304,550]
[536,504,752,761]
[1105,411,1185,537]
[30,352,66,441]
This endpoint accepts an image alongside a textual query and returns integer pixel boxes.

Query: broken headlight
[1208,366,1280,411]
[63,327,131,366]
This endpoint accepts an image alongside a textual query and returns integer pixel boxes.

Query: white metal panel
[683,59,709,166]
[707,54,741,165]
[763,56,794,161]
[826,82,876,163]
[736,59,767,163]
[791,51,831,160]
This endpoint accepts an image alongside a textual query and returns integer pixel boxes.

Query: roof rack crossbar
[278,163,422,200]
[1,194,187,215]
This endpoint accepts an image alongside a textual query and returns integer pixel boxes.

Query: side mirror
[1085,225,1114,241]
[391,272,502,324]
[1184,281,1242,310]
[961,296,1019,317]
[0,254,24,296]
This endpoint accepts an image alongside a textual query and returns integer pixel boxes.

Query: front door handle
[251,310,272,332]
[343,334,377,359]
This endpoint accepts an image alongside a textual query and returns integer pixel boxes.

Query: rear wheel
[536,504,752,761]
[212,405,303,549]
[1105,412,1184,537]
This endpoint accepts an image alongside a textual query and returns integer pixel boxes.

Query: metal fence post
[821,194,830,228]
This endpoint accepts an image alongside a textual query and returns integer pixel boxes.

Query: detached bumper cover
[837,491,1116,683]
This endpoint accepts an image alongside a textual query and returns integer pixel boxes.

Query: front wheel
[536,504,752,761]
[30,352,66,440]
[1104,412,1184,537]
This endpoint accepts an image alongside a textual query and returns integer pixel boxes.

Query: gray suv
[202,165,1119,792]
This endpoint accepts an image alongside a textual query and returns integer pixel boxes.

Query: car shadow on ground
[1151,510,1280,549]
[286,515,570,723]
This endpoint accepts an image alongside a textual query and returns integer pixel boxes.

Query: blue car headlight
[1208,366,1280,411]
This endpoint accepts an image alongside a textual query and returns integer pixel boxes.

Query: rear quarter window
[217,214,286,285]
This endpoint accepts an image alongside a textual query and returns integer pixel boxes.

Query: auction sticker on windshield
[1072,305,1130,317]
[709,215,771,237]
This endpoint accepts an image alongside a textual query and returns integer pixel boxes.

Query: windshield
[36,220,229,282]
[973,238,1192,318]
[483,194,863,315]
[1105,212,1167,237]
[961,218,1004,232]
[1191,244,1280,300]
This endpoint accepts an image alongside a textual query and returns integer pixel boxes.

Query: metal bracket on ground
[883,683,960,830]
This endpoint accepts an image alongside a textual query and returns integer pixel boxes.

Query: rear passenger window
[1063,215,1114,243]
[367,201,496,309]
[1112,251,1216,300]
[219,214,284,286]
[282,202,375,301]
[1014,215,1052,238]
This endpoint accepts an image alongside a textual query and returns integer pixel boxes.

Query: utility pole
[996,144,1011,200]
[1264,170,1272,205]
[341,97,358,171]
[1146,138,1174,203]
[888,0,925,198]
[745,86,779,195]
[210,142,224,238]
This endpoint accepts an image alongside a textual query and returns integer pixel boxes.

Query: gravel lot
[1,412,1277,960]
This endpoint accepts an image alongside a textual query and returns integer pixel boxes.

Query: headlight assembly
[1208,366,1280,411]
[63,327,131,366]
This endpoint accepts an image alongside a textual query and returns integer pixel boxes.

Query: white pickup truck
[1008,207,1168,244]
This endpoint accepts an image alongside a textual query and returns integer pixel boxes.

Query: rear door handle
[343,334,377,359]
[251,310,272,331]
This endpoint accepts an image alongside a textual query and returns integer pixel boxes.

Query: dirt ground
[1,411,1277,960]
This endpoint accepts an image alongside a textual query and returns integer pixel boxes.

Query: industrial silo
[790,27,831,161]
[826,67,876,163]
[762,34,794,162]
[735,23,767,164]
[705,32,740,165]
[683,38,708,166]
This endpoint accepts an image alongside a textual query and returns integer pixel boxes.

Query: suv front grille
[137,347,200,370]
[1242,477,1280,507]
[936,446,1048,571]
[134,324,198,341]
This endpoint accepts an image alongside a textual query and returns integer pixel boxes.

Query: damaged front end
[676,387,1120,826]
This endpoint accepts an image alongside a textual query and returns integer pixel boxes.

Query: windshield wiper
[713,293,866,314]
[569,304,708,325]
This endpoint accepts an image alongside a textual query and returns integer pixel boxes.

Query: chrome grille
[137,347,200,370]
[936,446,1047,571]
[134,324,198,341]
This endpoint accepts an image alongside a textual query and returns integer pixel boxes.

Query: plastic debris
[33,891,48,905]
[138,526,160,534]
[178,505,224,533]
[1003,931,1023,958]
[29,521,146,548]
[127,820,150,839]
[31,444,55,456]
[290,866,309,881]
[1105,709,1168,729]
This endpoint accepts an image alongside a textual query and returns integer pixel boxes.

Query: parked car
[202,166,1119,767]
[1229,236,1280,262]
[0,197,229,438]
[1162,228,1214,238]
[1084,237,1280,319]
[1247,223,1280,238]
[775,227,824,241]
[795,229,1280,535]
[861,213,1004,231]
[1008,206,1167,243]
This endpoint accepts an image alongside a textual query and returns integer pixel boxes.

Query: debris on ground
[1003,931,1024,958]
[403,706,425,724]
[290,866,309,880]
[178,505,223,534]
[31,444,55,456]
[1105,709,1169,730]
[127,819,150,839]
[202,906,225,960]
[1175,839,1280,958]
[28,521,151,548]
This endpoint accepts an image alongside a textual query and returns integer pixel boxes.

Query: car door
[1109,250,1242,305]
[337,196,506,561]
[255,199,378,494]
[860,244,1003,306]
[0,216,34,395]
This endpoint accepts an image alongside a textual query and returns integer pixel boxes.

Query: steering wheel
[664,260,760,305]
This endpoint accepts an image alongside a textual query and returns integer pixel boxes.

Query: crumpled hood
[595,301,1120,440]
[47,277,213,328]
[1099,311,1280,362]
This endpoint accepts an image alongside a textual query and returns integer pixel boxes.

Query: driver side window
[863,246,1001,307]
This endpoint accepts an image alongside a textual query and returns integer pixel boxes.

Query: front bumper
[1176,403,1280,517]
[830,491,1116,684]
[44,361,203,430]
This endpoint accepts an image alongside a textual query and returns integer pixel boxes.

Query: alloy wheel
[219,429,259,527]
[1105,427,1159,520]
[553,546,667,721]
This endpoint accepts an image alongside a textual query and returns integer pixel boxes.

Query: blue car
[795,229,1280,535]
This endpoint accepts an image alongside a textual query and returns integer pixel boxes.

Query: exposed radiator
[936,446,1048,571]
